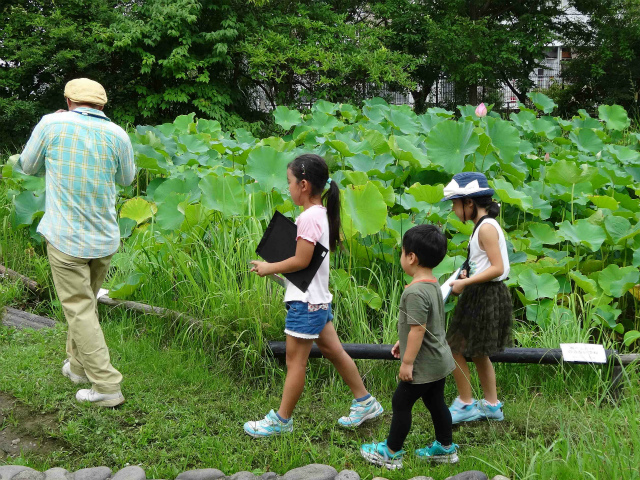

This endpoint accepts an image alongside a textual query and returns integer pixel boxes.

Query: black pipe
[267,342,630,365]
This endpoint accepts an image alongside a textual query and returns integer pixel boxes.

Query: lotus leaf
[307,113,342,134]
[570,128,604,154]
[199,174,245,217]
[492,178,533,211]
[12,191,45,228]
[155,193,187,232]
[528,223,561,245]
[596,264,639,297]
[426,120,479,173]
[526,299,554,326]
[406,183,444,204]
[388,109,420,135]
[341,182,388,237]
[624,330,640,346]
[135,144,170,175]
[173,113,196,134]
[109,272,145,299]
[598,104,630,131]
[568,271,599,295]
[589,195,619,210]
[119,217,137,238]
[120,198,156,225]
[273,106,302,130]
[245,146,294,192]
[545,160,597,186]
[528,92,557,114]
[313,100,339,115]
[390,135,430,168]
[518,269,560,301]
[557,220,606,252]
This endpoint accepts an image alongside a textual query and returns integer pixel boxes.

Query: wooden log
[1,307,56,330]
[0,264,41,293]
[267,341,638,366]
[0,264,202,327]
[97,296,202,327]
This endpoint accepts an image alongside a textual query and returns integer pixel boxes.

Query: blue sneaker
[338,397,384,427]
[415,440,460,464]
[477,399,504,421]
[243,410,293,438]
[449,397,482,424]
[360,440,404,470]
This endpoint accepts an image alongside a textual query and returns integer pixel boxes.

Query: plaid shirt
[19,108,136,259]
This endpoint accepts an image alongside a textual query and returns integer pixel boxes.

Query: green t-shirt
[398,280,455,384]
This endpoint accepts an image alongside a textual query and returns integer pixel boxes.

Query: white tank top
[468,218,510,282]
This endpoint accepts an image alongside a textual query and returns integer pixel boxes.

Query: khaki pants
[47,243,122,394]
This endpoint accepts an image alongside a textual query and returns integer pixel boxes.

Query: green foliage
[238,1,416,109]
[6,93,640,343]
[561,0,640,115]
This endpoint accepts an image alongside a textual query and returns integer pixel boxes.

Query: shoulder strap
[462,215,491,272]
[72,110,111,122]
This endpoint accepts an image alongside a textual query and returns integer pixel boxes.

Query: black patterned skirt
[447,281,513,358]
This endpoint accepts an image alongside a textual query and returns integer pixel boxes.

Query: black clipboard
[256,211,329,292]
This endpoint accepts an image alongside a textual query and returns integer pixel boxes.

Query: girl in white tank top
[442,172,513,425]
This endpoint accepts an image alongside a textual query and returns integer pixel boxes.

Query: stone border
[0,465,512,480]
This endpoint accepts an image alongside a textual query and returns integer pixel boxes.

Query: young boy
[360,225,459,470]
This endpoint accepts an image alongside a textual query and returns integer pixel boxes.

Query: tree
[0,0,118,149]
[370,0,565,107]
[237,1,417,110]
[560,0,640,115]
[100,0,254,127]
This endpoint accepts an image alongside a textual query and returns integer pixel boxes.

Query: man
[19,78,135,407]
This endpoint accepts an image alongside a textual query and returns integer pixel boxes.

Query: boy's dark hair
[402,224,447,268]
[288,153,341,251]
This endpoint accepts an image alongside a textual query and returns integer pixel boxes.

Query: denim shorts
[284,301,333,339]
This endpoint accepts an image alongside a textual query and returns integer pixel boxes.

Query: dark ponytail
[288,154,341,251]
[323,180,341,251]
[470,195,500,219]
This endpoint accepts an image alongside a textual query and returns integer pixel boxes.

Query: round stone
[12,471,45,480]
[0,468,38,480]
[335,471,360,480]
[445,472,489,480]
[228,473,256,480]
[43,468,70,480]
[111,467,146,480]
[72,467,112,480]
[174,470,225,480]
[281,464,337,480]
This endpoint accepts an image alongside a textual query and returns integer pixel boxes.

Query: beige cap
[64,78,108,106]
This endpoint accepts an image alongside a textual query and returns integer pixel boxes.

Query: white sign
[560,343,607,364]
[96,288,109,300]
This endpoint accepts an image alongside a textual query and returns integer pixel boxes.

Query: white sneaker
[62,359,89,384]
[76,388,125,407]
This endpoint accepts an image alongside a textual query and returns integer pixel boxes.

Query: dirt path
[0,392,67,462]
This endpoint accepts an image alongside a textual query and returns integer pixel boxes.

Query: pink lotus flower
[475,103,487,118]
[544,153,550,162]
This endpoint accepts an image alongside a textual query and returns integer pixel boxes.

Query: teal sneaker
[449,397,482,424]
[477,399,504,421]
[360,440,404,470]
[338,397,384,427]
[243,410,293,438]
[415,440,460,464]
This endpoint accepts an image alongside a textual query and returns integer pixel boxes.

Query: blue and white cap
[441,172,495,201]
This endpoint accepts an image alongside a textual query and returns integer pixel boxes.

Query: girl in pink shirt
[244,154,383,437]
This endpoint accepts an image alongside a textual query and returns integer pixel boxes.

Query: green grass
[2,161,640,480]
[1,308,640,480]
